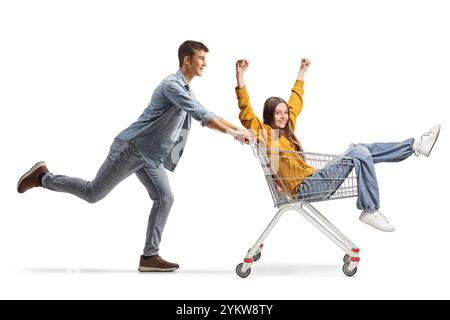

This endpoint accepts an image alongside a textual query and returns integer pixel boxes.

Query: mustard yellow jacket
[235,80,315,196]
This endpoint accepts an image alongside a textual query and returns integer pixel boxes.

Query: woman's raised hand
[236,59,249,88]
[300,58,311,71]
[236,59,249,74]
[297,58,311,80]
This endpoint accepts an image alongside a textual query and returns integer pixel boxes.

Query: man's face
[186,49,207,76]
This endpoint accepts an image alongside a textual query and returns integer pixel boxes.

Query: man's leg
[135,164,178,272]
[41,138,145,203]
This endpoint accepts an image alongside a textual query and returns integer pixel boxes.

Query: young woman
[235,58,440,232]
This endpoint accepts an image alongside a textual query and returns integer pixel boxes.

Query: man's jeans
[42,138,173,256]
[297,138,415,210]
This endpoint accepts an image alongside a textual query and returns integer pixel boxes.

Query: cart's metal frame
[236,144,360,278]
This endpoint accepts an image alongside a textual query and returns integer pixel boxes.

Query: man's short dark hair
[178,40,209,68]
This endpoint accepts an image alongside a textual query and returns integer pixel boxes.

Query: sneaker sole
[424,125,441,157]
[138,266,179,272]
[17,161,46,193]
[359,217,395,232]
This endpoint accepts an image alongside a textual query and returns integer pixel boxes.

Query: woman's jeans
[296,138,415,210]
[42,138,173,256]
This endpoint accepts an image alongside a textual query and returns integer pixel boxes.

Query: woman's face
[273,103,289,129]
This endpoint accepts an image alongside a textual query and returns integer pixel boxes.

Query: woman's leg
[297,146,394,231]
[297,159,354,202]
[350,138,415,163]
[346,138,415,210]
[42,138,146,203]
[344,146,380,210]
[297,145,380,210]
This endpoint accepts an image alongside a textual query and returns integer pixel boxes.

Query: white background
[1,0,449,299]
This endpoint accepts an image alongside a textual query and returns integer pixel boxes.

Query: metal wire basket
[253,144,358,207]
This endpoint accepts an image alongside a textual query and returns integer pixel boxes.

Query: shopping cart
[235,143,360,278]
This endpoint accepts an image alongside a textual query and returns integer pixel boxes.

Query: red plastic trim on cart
[244,258,253,263]
[352,248,360,253]
[351,257,360,262]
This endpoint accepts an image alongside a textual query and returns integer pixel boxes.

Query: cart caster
[343,254,351,263]
[236,263,251,278]
[247,249,262,262]
[253,252,262,262]
[342,262,357,277]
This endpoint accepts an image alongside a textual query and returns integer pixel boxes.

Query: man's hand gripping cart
[236,143,361,278]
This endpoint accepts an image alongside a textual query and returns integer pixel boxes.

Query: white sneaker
[413,124,441,157]
[359,210,395,232]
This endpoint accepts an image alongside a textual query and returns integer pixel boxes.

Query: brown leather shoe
[17,161,49,193]
[138,255,179,272]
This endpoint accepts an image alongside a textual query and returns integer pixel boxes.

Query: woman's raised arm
[288,58,311,130]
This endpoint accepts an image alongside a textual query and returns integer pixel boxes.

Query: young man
[17,40,251,272]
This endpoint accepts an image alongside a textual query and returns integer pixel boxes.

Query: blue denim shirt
[117,70,220,171]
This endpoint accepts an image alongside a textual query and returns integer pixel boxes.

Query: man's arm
[219,118,240,131]
[206,117,252,143]
[163,80,215,126]
[205,117,237,134]
[163,80,251,142]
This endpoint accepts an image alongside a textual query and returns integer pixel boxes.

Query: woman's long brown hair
[262,97,304,153]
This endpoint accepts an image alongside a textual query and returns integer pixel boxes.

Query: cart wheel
[343,254,351,263]
[247,249,262,262]
[236,263,251,278]
[342,262,357,277]
[253,252,262,262]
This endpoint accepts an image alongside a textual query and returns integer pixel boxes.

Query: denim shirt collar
[175,69,190,89]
